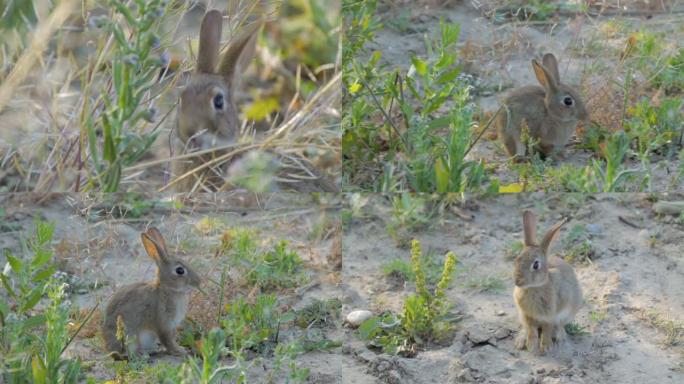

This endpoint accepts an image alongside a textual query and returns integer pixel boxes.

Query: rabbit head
[513,211,567,288]
[533,53,588,124]
[177,10,260,146]
[141,227,200,292]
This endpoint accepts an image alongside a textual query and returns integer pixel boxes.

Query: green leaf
[20,285,44,313]
[23,314,47,329]
[357,316,380,340]
[32,355,47,384]
[0,298,9,318]
[31,248,52,269]
[6,254,23,273]
[435,158,449,193]
[410,56,427,77]
[32,265,57,283]
[0,273,17,298]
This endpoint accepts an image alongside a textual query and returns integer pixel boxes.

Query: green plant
[267,341,310,384]
[293,299,341,329]
[84,0,170,191]
[465,274,506,293]
[221,294,283,353]
[1,220,82,384]
[564,322,589,336]
[358,240,459,355]
[221,228,307,290]
[561,224,594,264]
[343,11,494,192]
[180,328,238,384]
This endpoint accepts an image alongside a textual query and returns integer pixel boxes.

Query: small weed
[386,193,434,245]
[640,309,684,347]
[565,322,589,336]
[294,299,342,329]
[504,240,524,261]
[382,259,414,283]
[589,310,607,323]
[220,228,306,291]
[221,294,283,353]
[562,224,595,264]
[357,240,459,355]
[465,274,506,293]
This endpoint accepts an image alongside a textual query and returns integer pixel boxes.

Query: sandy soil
[365,0,684,191]
[0,193,344,382]
[341,193,684,383]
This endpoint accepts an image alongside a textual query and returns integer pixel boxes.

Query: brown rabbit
[513,211,583,354]
[495,53,588,159]
[102,228,200,358]
[172,9,337,192]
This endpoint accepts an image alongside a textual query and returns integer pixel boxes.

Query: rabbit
[172,9,337,192]
[513,211,583,354]
[495,53,588,159]
[102,227,200,358]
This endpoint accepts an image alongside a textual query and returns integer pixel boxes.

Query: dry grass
[0,0,340,193]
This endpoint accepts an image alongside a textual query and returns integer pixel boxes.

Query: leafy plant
[358,240,459,355]
[1,220,82,384]
[221,294,283,353]
[84,0,170,191]
[221,228,307,290]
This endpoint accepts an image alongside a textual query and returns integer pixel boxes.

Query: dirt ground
[366,0,684,191]
[0,193,344,382]
[341,193,684,383]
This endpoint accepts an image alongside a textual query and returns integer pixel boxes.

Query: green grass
[565,322,589,336]
[465,274,506,293]
[219,227,308,291]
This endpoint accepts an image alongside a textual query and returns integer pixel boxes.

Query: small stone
[496,310,506,316]
[376,360,391,372]
[585,223,602,236]
[345,310,373,327]
[494,328,511,339]
[458,368,476,382]
[536,367,546,374]
[466,325,491,344]
[387,370,402,383]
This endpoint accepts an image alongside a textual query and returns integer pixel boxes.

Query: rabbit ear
[522,210,537,246]
[145,227,168,254]
[141,233,167,265]
[532,59,558,92]
[197,10,223,74]
[542,53,560,84]
[540,217,568,255]
[217,20,261,85]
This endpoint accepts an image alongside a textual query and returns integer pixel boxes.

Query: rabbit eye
[532,260,540,270]
[175,266,185,275]
[563,96,573,106]
[213,93,224,110]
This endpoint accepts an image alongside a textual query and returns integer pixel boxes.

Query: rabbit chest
[160,294,189,329]
[514,285,558,323]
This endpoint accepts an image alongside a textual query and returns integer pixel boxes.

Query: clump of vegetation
[358,240,459,355]
[343,0,495,193]
[561,224,595,264]
[0,220,82,383]
[465,273,506,293]
[220,227,307,290]
[382,247,452,286]
[564,322,589,336]
[639,309,684,347]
